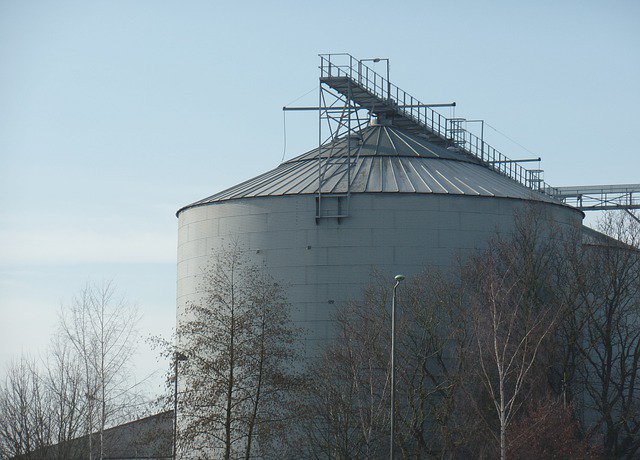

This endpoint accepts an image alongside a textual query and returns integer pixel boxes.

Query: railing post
[386,60,391,100]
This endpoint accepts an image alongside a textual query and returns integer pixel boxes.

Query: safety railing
[319,53,554,193]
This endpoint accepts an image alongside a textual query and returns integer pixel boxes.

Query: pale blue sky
[1,0,639,396]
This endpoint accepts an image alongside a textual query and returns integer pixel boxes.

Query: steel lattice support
[316,60,371,222]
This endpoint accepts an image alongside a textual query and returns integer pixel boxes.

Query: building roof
[18,411,173,459]
[178,124,560,215]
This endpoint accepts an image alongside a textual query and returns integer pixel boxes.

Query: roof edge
[177,191,584,218]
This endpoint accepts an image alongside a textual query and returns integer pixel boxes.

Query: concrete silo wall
[177,193,583,353]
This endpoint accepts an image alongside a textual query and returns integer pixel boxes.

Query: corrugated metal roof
[289,125,479,162]
[179,125,558,213]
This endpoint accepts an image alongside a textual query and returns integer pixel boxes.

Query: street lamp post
[173,352,188,460]
[358,57,391,100]
[390,274,405,460]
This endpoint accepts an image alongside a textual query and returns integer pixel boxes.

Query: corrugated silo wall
[177,193,583,355]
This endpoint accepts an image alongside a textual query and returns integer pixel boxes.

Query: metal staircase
[317,54,550,202]
[296,53,638,221]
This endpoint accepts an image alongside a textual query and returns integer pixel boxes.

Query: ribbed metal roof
[179,125,558,214]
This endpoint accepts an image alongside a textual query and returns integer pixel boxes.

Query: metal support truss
[548,184,640,211]
[315,75,371,223]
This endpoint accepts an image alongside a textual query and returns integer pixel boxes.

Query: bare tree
[395,270,473,458]
[574,212,640,458]
[507,395,598,459]
[294,285,391,459]
[45,336,88,459]
[450,210,640,458]
[289,210,639,458]
[545,225,587,407]
[534,210,640,459]
[0,356,51,459]
[293,269,472,459]
[465,214,566,460]
[1,282,150,459]
[176,243,300,459]
[59,280,142,460]
[0,345,90,459]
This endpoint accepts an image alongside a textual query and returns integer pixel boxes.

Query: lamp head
[394,274,405,282]
[373,58,381,63]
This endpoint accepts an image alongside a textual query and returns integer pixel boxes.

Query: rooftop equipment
[283,53,639,220]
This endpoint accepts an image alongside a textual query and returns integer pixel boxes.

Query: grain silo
[176,54,584,354]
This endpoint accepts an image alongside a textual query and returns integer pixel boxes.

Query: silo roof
[178,125,560,214]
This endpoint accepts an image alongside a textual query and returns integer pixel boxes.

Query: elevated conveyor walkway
[548,184,640,211]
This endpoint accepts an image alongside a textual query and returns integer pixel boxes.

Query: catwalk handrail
[319,53,556,194]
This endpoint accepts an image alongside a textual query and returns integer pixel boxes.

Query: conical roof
[178,125,558,214]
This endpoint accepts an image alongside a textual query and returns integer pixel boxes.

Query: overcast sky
[1,0,639,398]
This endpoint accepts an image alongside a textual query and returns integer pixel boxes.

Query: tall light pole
[173,351,188,460]
[358,57,391,100]
[390,274,405,460]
